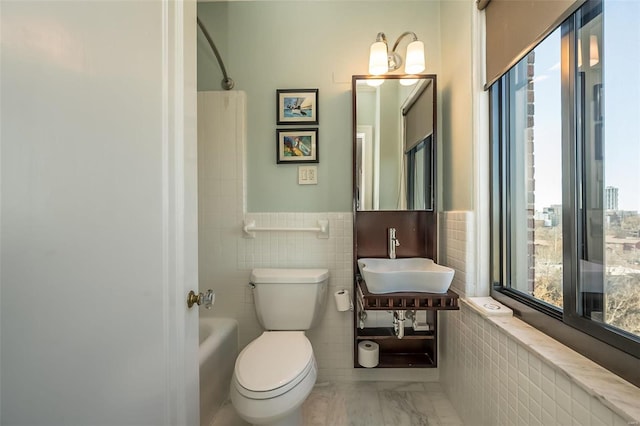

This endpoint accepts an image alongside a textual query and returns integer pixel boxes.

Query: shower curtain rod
[197,17,234,90]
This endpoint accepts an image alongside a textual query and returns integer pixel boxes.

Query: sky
[531,1,640,212]
[530,28,562,212]
[602,1,640,212]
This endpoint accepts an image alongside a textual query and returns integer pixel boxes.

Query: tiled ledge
[461,298,640,423]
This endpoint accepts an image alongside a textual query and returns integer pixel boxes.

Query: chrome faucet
[388,228,400,259]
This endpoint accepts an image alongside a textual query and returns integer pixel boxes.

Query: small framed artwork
[276,89,319,125]
[276,128,318,164]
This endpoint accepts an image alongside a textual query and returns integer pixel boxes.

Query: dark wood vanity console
[352,74,459,368]
[358,279,459,310]
[352,210,460,368]
[354,273,459,368]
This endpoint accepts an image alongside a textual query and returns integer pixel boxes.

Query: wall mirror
[352,74,436,211]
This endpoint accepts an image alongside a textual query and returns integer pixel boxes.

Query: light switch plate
[298,165,318,185]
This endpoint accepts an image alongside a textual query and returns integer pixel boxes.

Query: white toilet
[230,268,329,426]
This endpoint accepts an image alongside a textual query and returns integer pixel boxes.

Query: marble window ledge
[461,298,640,423]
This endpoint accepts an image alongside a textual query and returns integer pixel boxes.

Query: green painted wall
[198,1,441,212]
[440,0,474,211]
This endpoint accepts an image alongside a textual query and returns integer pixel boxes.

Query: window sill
[462,298,640,423]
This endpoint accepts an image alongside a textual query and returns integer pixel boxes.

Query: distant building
[544,204,562,227]
[534,210,551,227]
[535,205,562,227]
[605,186,619,211]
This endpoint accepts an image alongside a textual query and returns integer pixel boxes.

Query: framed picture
[276,89,318,125]
[276,128,318,164]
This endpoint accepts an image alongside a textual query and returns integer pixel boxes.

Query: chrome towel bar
[242,219,329,239]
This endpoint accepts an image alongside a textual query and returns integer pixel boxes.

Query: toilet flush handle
[187,289,215,309]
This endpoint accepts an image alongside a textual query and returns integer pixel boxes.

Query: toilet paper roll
[334,289,352,312]
[358,340,379,368]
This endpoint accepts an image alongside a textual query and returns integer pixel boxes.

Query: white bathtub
[199,317,238,426]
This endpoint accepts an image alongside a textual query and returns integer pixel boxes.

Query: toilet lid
[235,331,313,392]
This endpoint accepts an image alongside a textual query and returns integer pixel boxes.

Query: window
[491,0,640,380]
[406,136,433,211]
[501,28,564,311]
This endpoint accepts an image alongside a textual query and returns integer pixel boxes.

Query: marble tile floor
[210,381,464,426]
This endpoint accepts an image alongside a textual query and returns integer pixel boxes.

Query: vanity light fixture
[368,31,425,76]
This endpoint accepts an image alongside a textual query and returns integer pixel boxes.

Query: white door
[0,1,199,425]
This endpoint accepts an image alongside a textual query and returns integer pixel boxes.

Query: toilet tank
[250,268,329,331]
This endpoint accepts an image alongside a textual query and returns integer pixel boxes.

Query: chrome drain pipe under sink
[393,310,406,339]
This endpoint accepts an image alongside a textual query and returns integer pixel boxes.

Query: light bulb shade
[366,79,385,87]
[404,40,425,74]
[399,78,418,86]
[369,41,389,75]
[577,38,583,68]
[590,35,599,67]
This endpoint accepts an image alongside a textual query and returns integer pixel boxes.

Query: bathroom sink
[357,258,454,294]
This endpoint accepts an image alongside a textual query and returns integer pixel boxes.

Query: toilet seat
[233,357,315,400]
[234,331,314,399]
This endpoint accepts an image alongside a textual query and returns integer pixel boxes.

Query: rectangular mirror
[353,75,436,211]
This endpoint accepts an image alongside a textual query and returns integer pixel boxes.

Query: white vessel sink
[357,257,454,294]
